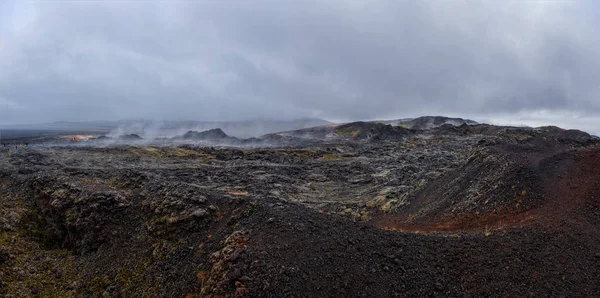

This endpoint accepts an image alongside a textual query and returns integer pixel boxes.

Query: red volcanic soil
[374,146,600,235]
[534,147,600,231]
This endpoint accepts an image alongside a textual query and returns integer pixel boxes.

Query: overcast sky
[1,1,599,133]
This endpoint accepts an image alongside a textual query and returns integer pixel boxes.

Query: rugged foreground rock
[0,121,599,297]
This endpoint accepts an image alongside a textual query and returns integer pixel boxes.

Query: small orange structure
[62,135,94,141]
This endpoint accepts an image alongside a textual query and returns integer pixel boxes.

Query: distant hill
[107,118,331,139]
[378,116,478,130]
[180,128,230,141]
[263,116,478,141]
[264,121,414,142]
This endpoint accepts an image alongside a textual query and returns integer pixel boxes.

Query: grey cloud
[0,0,599,132]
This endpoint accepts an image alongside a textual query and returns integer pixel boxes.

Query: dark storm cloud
[1,0,599,132]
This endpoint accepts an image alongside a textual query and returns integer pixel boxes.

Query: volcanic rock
[182,128,229,140]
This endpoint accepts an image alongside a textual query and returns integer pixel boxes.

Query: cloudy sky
[1,0,599,133]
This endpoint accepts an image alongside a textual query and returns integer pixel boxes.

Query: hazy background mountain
[1,1,600,135]
[0,118,331,139]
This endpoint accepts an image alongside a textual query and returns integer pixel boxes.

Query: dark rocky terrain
[1,117,599,297]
